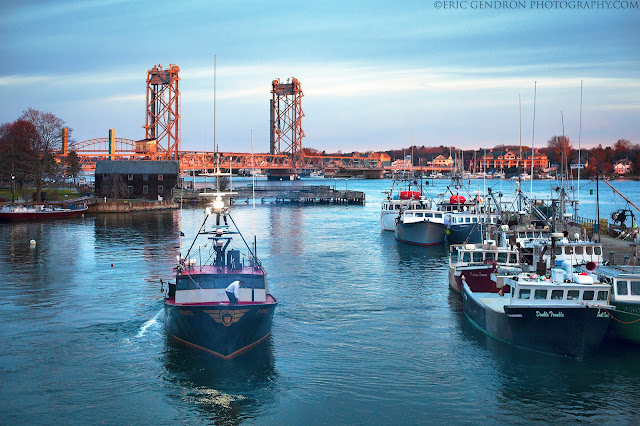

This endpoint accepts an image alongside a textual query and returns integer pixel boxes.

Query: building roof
[95,160,180,175]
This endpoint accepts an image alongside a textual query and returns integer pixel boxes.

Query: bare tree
[101,173,128,200]
[19,108,69,201]
[0,120,39,201]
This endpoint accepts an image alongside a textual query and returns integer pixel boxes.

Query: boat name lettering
[621,306,640,314]
[536,311,565,318]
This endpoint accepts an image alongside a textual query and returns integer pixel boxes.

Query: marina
[2,178,640,423]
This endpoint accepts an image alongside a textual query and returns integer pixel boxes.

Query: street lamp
[11,175,15,203]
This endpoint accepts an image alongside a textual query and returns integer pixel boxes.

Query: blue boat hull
[395,221,445,246]
[446,223,482,244]
[164,300,277,359]
[462,285,611,358]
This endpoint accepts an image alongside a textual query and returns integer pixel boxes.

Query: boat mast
[576,80,583,221]
[530,82,537,217]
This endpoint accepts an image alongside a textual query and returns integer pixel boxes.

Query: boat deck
[165,293,277,306]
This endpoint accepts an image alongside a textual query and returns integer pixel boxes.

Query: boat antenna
[214,54,217,153]
[576,80,583,219]
[530,81,537,216]
[251,129,256,238]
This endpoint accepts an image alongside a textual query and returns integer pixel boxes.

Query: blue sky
[1,0,638,154]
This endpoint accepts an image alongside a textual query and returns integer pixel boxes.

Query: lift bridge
[55,64,386,177]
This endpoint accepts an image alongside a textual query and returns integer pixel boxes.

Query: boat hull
[380,212,398,232]
[0,208,87,221]
[164,299,277,359]
[446,223,482,244]
[395,221,445,246]
[609,301,640,343]
[462,285,611,358]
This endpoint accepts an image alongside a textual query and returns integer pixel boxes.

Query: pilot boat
[164,195,277,359]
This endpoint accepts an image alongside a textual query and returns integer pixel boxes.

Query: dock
[173,184,365,205]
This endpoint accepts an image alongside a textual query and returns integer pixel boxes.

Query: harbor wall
[87,199,178,213]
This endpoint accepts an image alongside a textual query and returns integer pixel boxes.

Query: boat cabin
[400,209,444,225]
[594,265,640,303]
[450,243,519,267]
[173,265,268,304]
[504,274,611,306]
[533,241,603,269]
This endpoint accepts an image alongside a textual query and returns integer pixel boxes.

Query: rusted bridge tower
[145,64,181,160]
[270,78,305,165]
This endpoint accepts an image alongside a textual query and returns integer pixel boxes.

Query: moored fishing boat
[592,264,640,343]
[394,199,446,246]
[164,195,277,359]
[0,203,88,221]
[381,190,422,231]
[462,266,613,358]
[448,242,521,293]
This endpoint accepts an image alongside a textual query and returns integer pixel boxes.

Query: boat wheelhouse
[380,190,424,232]
[532,239,603,270]
[448,242,521,293]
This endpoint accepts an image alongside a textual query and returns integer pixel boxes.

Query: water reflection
[162,335,279,424]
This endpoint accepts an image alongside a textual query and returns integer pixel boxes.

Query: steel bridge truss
[145,64,181,160]
[270,78,305,165]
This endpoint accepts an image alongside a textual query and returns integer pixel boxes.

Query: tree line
[0,108,80,202]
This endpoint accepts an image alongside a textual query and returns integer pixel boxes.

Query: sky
[1,0,639,154]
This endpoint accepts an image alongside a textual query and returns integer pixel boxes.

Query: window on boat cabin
[497,252,508,263]
[597,291,608,301]
[509,253,518,263]
[416,212,424,218]
[435,213,443,218]
[586,246,593,255]
[583,290,594,301]
[158,174,164,181]
[519,289,531,299]
[551,289,564,300]
[575,246,584,255]
[473,252,483,262]
[462,252,471,262]
[472,217,477,223]
[425,212,433,218]
[143,174,148,181]
[527,232,533,238]
[554,247,562,256]
[127,185,133,194]
[567,290,580,300]
[631,281,640,296]
[128,174,133,181]
[617,281,629,296]
[485,252,495,262]
[534,289,548,299]
[143,185,149,195]
[595,246,602,255]
[565,247,573,255]
[465,217,471,223]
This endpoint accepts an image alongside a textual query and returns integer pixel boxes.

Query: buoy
[111,264,114,267]
[30,240,36,247]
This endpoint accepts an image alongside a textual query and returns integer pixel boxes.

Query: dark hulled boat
[164,196,277,359]
[462,269,613,359]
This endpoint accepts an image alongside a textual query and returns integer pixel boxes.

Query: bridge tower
[270,78,305,165]
[145,64,180,160]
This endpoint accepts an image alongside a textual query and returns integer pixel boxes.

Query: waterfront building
[95,160,179,200]
[475,148,549,171]
[614,159,634,175]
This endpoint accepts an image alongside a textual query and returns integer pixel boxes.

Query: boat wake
[136,308,163,338]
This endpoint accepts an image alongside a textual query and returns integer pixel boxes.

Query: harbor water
[1,179,640,424]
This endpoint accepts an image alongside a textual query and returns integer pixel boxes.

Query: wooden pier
[173,184,365,205]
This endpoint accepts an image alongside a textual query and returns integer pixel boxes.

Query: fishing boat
[463,257,613,359]
[164,195,277,359]
[448,241,521,293]
[592,264,640,343]
[394,199,446,246]
[0,203,88,221]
